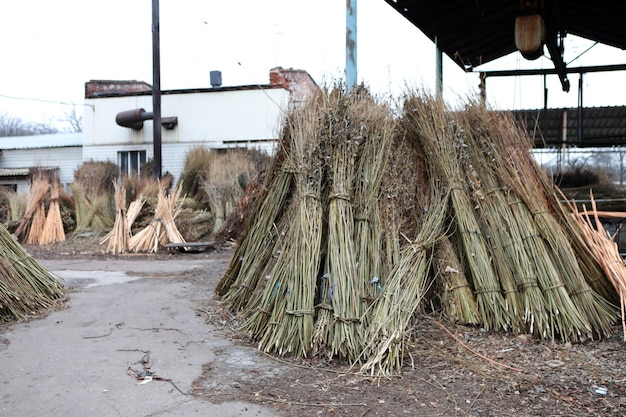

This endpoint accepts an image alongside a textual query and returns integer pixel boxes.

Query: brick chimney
[269,67,319,104]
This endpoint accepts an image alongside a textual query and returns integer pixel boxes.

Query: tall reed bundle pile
[350,90,395,316]
[361,187,447,375]
[216,88,619,372]
[215,142,294,301]
[15,175,49,243]
[39,174,65,245]
[99,182,129,254]
[244,94,326,356]
[311,90,364,360]
[459,110,590,340]
[129,183,185,253]
[483,110,616,338]
[404,96,510,331]
[0,223,64,321]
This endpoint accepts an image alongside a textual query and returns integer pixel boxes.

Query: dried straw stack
[129,183,185,253]
[0,223,64,321]
[15,174,49,244]
[100,182,129,254]
[405,96,510,331]
[361,187,447,375]
[40,174,65,245]
[250,93,326,356]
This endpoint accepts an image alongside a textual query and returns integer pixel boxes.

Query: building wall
[83,87,289,182]
[0,147,82,193]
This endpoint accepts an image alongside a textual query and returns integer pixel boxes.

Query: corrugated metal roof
[0,133,82,150]
[512,106,626,148]
[384,1,626,70]
[0,168,30,177]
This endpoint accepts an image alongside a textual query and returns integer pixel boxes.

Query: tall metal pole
[346,0,357,92]
[435,36,443,99]
[152,0,162,178]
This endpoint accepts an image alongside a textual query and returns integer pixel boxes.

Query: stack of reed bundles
[216,88,619,375]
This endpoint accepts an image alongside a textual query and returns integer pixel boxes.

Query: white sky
[1,0,625,128]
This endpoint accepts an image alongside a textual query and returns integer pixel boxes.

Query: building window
[118,150,146,177]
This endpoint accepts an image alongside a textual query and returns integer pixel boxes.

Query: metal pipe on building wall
[152,0,162,179]
[346,0,357,92]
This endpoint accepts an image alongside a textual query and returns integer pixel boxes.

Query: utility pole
[152,0,162,178]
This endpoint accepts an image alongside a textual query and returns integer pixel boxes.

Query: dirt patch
[23,235,626,416]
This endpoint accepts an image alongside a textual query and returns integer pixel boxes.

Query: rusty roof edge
[85,83,284,99]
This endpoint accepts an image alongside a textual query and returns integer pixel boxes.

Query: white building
[0,67,318,191]
[83,67,317,179]
[0,133,82,193]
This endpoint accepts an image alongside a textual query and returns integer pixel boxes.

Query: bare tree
[0,113,59,137]
[61,107,83,133]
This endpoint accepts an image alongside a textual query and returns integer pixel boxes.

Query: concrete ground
[0,255,282,417]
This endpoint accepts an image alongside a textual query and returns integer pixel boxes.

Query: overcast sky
[1,0,625,128]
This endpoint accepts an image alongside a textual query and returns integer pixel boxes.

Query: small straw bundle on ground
[129,182,185,252]
[40,174,65,245]
[100,182,129,254]
[0,223,64,321]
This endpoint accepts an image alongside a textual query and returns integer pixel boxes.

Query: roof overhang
[384,0,626,91]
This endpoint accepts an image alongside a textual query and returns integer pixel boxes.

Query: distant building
[0,67,318,192]
[83,67,318,179]
[0,133,82,193]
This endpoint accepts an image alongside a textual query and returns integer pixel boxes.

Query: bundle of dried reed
[0,223,64,321]
[40,175,65,245]
[128,182,185,252]
[15,175,49,244]
[100,182,129,254]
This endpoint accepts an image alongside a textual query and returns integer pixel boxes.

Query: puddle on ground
[52,270,141,288]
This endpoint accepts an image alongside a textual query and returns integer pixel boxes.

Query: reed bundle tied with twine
[215,88,620,374]
[15,174,49,243]
[39,174,65,245]
[0,223,64,321]
[100,182,129,254]
[129,182,186,253]
[250,93,327,356]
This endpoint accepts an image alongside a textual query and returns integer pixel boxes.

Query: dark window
[118,150,146,177]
